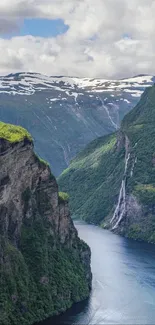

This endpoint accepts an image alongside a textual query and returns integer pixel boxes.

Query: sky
[0,0,155,78]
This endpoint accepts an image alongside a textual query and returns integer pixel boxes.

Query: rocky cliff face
[0,126,91,325]
[59,85,155,243]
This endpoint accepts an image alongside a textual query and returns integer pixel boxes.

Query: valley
[0,73,154,176]
[1,2,155,325]
[59,84,155,243]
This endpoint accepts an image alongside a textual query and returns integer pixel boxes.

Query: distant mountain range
[0,72,154,175]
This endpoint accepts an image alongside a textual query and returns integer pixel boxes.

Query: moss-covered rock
[0,122,33,143]
[58,192,69,204]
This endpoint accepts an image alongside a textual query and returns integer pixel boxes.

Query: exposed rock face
[107,133,143,234]
[109,132,155,242]
[0,136,91,325]
[106,129,155,241]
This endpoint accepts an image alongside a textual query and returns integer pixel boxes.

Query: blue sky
[0,0,154,78]
[5,19,69,38]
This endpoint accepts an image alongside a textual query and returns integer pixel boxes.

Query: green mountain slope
[58,85,155,242]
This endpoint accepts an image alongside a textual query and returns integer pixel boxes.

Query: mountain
[58,84,155,243]
[0,72,154,176]
[0,122,91,325]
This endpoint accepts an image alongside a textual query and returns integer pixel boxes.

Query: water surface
[39,221,155,324]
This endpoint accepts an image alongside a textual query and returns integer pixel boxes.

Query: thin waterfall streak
[110,149,130,229]
[112,181,126,230]
[110,180,124,224]
[99,97,118,130]
[130,156,137,177]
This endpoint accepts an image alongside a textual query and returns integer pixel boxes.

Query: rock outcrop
[0,123,91,325]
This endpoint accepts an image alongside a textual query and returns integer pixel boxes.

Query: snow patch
[50,98,59,102]
[124,99,130,103]
[0,72,153,96]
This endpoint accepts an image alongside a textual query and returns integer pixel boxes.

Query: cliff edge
[0,122,91,325]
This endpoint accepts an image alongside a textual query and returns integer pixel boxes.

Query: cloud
[0,0,155,78]
[0,18,20,34]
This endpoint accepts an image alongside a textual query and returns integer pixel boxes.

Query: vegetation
[58,85,155,242]
[58,192,69,204]
[0,122,32,143]
[34,154,55,181]
[133,184,155,205]
[0,123,91,324]
[36,156,50,167]
[58,133,125,224]
[0,75,141,176]
[0,209,90,325]
[126,224,143,241]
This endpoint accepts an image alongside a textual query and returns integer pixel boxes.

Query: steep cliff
[58,85,155,243]
[0,122,91,325]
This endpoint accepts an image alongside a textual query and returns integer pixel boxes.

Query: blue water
[39,221,155,324]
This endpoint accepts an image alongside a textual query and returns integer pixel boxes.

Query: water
[39,221,155,324]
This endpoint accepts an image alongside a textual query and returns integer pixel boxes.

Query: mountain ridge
[0,72,154,95]
[0,72,154,176]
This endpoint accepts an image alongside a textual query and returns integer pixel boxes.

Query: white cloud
[0,0,155,78]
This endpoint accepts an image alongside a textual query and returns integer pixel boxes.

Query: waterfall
[110,136,130,229]
[130,157,137,177]
[99,97,118,130]
[110,180,124,224]
[112,180,126,230]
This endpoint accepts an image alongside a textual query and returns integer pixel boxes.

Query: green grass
[38,158,50,166]
[0,121,33,143]
[58,192,69,203]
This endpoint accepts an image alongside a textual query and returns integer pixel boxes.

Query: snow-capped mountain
[0,72,154,96]
[0,72,154,175]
